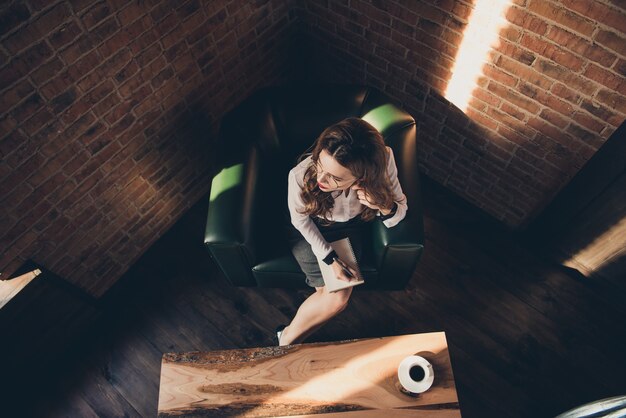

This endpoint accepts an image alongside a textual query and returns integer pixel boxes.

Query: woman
[278,117,408,346]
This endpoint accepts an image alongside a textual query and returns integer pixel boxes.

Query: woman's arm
[287,168,334,260]
[352,147,407,227]
[379,147,407,227]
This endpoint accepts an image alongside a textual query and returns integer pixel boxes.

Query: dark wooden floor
[10,176,626,418]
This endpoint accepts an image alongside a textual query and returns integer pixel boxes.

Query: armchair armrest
[371,208,424,290]
[204,146,260,287]
[370,124,425,289]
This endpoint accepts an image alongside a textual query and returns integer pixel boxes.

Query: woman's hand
[331,259,359,282]
[351,185,392,214]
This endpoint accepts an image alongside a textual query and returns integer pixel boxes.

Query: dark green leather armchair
[204,85,424,289]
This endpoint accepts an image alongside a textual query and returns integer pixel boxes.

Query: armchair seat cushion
[205,84,425,290]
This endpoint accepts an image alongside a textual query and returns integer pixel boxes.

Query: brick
[30,55,64,85]
[527,0,595,36]
[497,55,553,89]
[528,117,570,142]
[572,111,606,133]
[465,108,498,131]
[34,171,68,202]
[187,9,227,45]
[81,1,111,30]
[484,62,518,87]
[77,122,106,146]
[151,66,175,89]
[3,23,41,55]
[49,20,83,49]
[614,59,626,77]
[66,0,94,13]
[560,0,626,33]
[129,29,159,54]
[40,71,72,100]
[520,33,584,71]
[164,40,188,62]
[108,113,136,138]
[0,130,28,165]
[89,15,120,44]
[467,96,487,112]
[118,72,148,99]
[65,112,97,139]
[582,45,618,69]
[3,3,71,54]
[50,88,77,113]
[60,33,100,64]
[539,108,568,129]
[3,182,33,211]
[117,2,147,26]
[137,42,162,66]
[596,88,626,114]
[26,155,66,189]
[488,81,540,114]
[0,3,31,37]
[98,29,131,59]
[497,123,532,146]
[92,92,122,118]
[440,27,461,46]
[95,48,132,79]
[500,26,522,43]
[67,48,102,86]
[595,30,626,56]
[127,14,154,40]
[584,63,625,93]
[17,41,54,77]
[565,123,602,146]
[551,82,581,104]
[60,97,93,125]
[62,150,90,175]
[580,99,622,127]
[84,79,115,106]
[500,102,527,121]
[534,59,597,95]
[10,93,44,124]
[505,6,548,35]
[546,26,617,68]
[0,154,45,196]
[133,93,160,117]
[104,97,135,125]
[475,86,503,108]
[0,79,34,114]
[87,134,113,155]
[494,39,537,66]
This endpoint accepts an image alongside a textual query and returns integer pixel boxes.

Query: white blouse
[287,146,408,260]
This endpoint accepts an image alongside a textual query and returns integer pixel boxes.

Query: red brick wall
[1,0,297,296]
[3,0,625,295]
[295,0,626,228]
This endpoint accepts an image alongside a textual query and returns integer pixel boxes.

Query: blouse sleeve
[287,168,334,260]
[379,147,408,228]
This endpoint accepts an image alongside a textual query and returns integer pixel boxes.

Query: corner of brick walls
[295,0,626,228]
[0,0,300,296]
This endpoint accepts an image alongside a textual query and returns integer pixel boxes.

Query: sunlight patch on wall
[445,0,512,112]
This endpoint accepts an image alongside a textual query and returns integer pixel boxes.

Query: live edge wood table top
[157,332,461,417]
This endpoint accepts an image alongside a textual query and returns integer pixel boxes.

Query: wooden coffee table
[158,332,461,417]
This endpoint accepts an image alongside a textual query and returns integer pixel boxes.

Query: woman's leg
[279,286,352,346]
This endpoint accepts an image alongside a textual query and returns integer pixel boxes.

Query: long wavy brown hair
[298,117,394,224]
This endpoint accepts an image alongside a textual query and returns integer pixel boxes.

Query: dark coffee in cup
[409,365,426,382]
